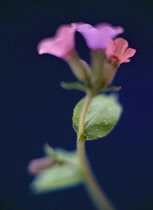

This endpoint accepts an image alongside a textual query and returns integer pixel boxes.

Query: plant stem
[77,92,115,210]
[78,92,93,141]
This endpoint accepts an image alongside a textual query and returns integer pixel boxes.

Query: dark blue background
[1,0,153,209]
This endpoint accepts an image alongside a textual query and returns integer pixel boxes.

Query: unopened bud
[27,157,53,175]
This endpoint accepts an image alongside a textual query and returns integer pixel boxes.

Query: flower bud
[27,157,53,175]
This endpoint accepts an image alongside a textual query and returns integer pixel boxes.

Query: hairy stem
[77,92,115,210]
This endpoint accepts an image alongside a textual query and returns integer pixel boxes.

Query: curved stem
[77,92,115,210]
[78,92,93,141]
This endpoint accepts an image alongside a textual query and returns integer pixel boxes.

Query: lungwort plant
[28,22,136,210]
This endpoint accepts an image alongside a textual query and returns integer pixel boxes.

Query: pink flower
[77,23,124,49]
[27,157,53,175]
[106,38,136,65]
[37,23,77,58]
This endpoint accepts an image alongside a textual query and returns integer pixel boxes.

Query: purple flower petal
[77,23,124,49]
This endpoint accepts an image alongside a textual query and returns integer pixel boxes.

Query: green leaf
[30,148,83,193]
[73,94,123,140]
[101,86,122,92]
[60,81,86,92]
[44,144,64,164]
[44,145,80,166]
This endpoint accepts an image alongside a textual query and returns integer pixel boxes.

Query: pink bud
[27,157,53,175]
[77,23,124,50]
[37,23,77,58]
[106,38,136,65]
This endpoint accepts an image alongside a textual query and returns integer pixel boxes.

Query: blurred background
[1,0,153,209]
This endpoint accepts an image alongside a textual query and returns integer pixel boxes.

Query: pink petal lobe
[105,40,115,57]
[119,48,136,64]
[38,24,77,58]
[113,38,129,57]
[122,48,136,58]
[123,58,130,63]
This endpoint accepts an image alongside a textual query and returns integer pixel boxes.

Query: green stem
[77,92,115,210]
[78,92,93,141]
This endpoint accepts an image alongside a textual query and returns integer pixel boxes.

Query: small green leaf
[44,145,80,166]
[30,149,83,193]
[60,81,86,92]
[73,94,123,140]
[101,86,122,92]
[44,144,64,163]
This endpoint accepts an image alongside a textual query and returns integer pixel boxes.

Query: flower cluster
[38,22,136,94]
